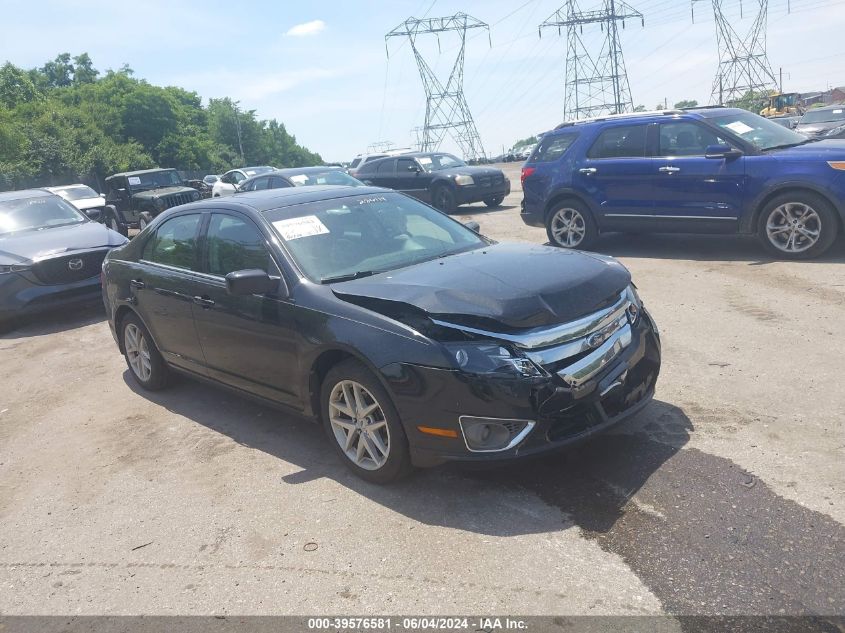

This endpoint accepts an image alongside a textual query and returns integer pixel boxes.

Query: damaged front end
[334,285,661,465]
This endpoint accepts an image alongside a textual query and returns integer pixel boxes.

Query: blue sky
[2,0,843,162]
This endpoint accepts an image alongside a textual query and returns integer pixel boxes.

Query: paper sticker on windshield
[835,109,843,114]
[724,121,754,135]
[273,215,329,240]
[127,176,141,185]
[418,157,432,165]
[289,174,308,185]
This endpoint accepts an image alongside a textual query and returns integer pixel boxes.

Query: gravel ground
[1,163,843,619]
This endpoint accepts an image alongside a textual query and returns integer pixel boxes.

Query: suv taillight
[521,166,536,186]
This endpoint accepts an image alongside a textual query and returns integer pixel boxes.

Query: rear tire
[320,359,412,484]
[432,185,457,213]
[105,210,128,238]
[483,195,505,208]
[545,200,598,250]
[757,192,838,259]
[121,313,170,391]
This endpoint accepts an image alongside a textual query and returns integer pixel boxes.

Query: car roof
[0,188,55,202]
[226,165,274,173]
[107,168,178,180]
[45,184,92,191]
[549,106,742,133]
[242,166,344,181]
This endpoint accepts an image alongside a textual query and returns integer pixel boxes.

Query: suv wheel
[138,212,153,232]
[483,195,505,208]
[546,201,597,249]
[758,192,838,259]
[433,185,457,213]
[121,313,170,390]
[321,360,412,484]
[106,211,127,237]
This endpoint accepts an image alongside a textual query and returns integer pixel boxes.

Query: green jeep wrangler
[103,168,201,236]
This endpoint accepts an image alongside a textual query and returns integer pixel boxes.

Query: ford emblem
[68,258,84,271]
[587,332,606,348]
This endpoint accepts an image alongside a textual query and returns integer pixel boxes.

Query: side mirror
[464,220,481,233]
[705,144,743,160]
[85,208,102,221]
[225,269,279,296]
[407,164,421,172]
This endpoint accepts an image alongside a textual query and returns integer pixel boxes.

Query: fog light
[459,417,535,452]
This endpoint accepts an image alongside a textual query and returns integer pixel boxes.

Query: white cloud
[286,20,325,37]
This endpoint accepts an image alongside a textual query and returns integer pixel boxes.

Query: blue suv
[520,107,845,259]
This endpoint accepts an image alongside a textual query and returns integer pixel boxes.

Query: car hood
[0,222,126,265]
[768,138,845,158]
[436,165,506,179]
[795,121,841,137]
[132,186,195,200]
[331,243,631,329]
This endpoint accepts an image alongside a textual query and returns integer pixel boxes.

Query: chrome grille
[32,249,108,285]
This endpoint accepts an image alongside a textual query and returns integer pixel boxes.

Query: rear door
[651,120,745,231]
[191,212,300,407]
[364,159,398,188]
[573,122,656,228]
[133,212,207,375]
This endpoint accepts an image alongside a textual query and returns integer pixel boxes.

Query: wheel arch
[113,305,157,355]
[747,185,844,235]
[544,190,599,224]
[306,346,392,422]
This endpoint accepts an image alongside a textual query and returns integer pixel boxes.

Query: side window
[231,171,247,185]
[252,177,270,191]
[588,124,648,159]
[269,176,293,189]
[658,122,729,157]
[376,159,395,175]
[206,214,276,277]
[532,134,578,162]
[396,158,418,173]
[356,162,377,175]
[142,214,202,271]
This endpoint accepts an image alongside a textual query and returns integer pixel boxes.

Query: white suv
[212,166,275,197]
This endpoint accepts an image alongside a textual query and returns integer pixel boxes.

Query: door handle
[130,279,145,290]
[578,167,597,175]
[192,296,215,308]
[659,166,681,174]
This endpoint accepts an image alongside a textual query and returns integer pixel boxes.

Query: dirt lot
[1,163,843,618]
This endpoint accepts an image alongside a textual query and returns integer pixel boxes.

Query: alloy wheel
[124,323,152,382]
[550,207,586,247]
[766,202,822,254]
[139,217,148,231]
[328,380,390,471]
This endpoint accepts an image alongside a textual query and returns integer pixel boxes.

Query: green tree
[41,53,74,88]
[0,62,40,108]
[633,104,646,112]
[72,53,98,85]
[674,99,699,109]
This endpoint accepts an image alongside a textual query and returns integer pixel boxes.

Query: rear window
[587,124,648,159]
[531,134,577,162]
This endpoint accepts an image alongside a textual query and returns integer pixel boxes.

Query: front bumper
[381,309,661,467]
[455,179,511,205]
[0,271,102,322]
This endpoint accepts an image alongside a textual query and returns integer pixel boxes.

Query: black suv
[103,168,201,236]
[354,152,511,212]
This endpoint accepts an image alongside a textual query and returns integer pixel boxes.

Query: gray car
[0,189,127,328]
[795,105,845,139]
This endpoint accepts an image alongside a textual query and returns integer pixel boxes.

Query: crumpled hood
[0,222,126,265]
[71,196,106,211]
[795,122,842,138]
[332,243,631,329]
[439,165,506,179]
[132,186,194,200]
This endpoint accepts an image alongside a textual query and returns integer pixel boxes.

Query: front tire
[483,195,505,208]
[545,200,598,249]
[757,192,838,259]
[105,210,128,237]
[121,313,170,391]
[320,360,412,484]
[138,212,153,232]
[432,185,457,213]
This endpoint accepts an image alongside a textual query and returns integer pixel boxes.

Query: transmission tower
[386,13,489,161]
[692,0,779,105]
[540,1,644,121]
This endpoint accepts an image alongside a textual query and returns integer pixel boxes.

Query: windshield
[127,170,183,191]
[349,158,362,168]
[203,175,219,184]
[709,111,809,150]
[800,108,845,124]
[52,185,99,201]
[0,195,87,235]
[265,192,487,283]
[286,171,363,187]
[418,154,467,172]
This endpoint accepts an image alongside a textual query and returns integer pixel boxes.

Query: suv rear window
[531,134,577,162]
[588,124,648,159]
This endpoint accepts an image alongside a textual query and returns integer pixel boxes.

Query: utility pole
[692,0,779,107]
[386,13,490,161]
[540,0,644,121]
[232,101,245,164]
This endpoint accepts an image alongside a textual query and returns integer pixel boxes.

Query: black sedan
[102,186,660,483]
[0,189,128,328]
[352,152,511,212]
[795,105,845,139]
[236,166,363,193]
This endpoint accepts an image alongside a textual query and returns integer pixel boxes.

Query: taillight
[521,166,536,186]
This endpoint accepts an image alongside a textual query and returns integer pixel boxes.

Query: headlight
[454,174,475,186]
[153,197,166,210]
[442,342,546,378]
[0,264,31,274]
[625,283,642,324]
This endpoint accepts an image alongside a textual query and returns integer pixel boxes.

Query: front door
[133,212,207,374]
[191,212,301,407]
[573,122,657,229]
[364,158,398,189]
[395,157,429,201]
[651,120,746,232]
